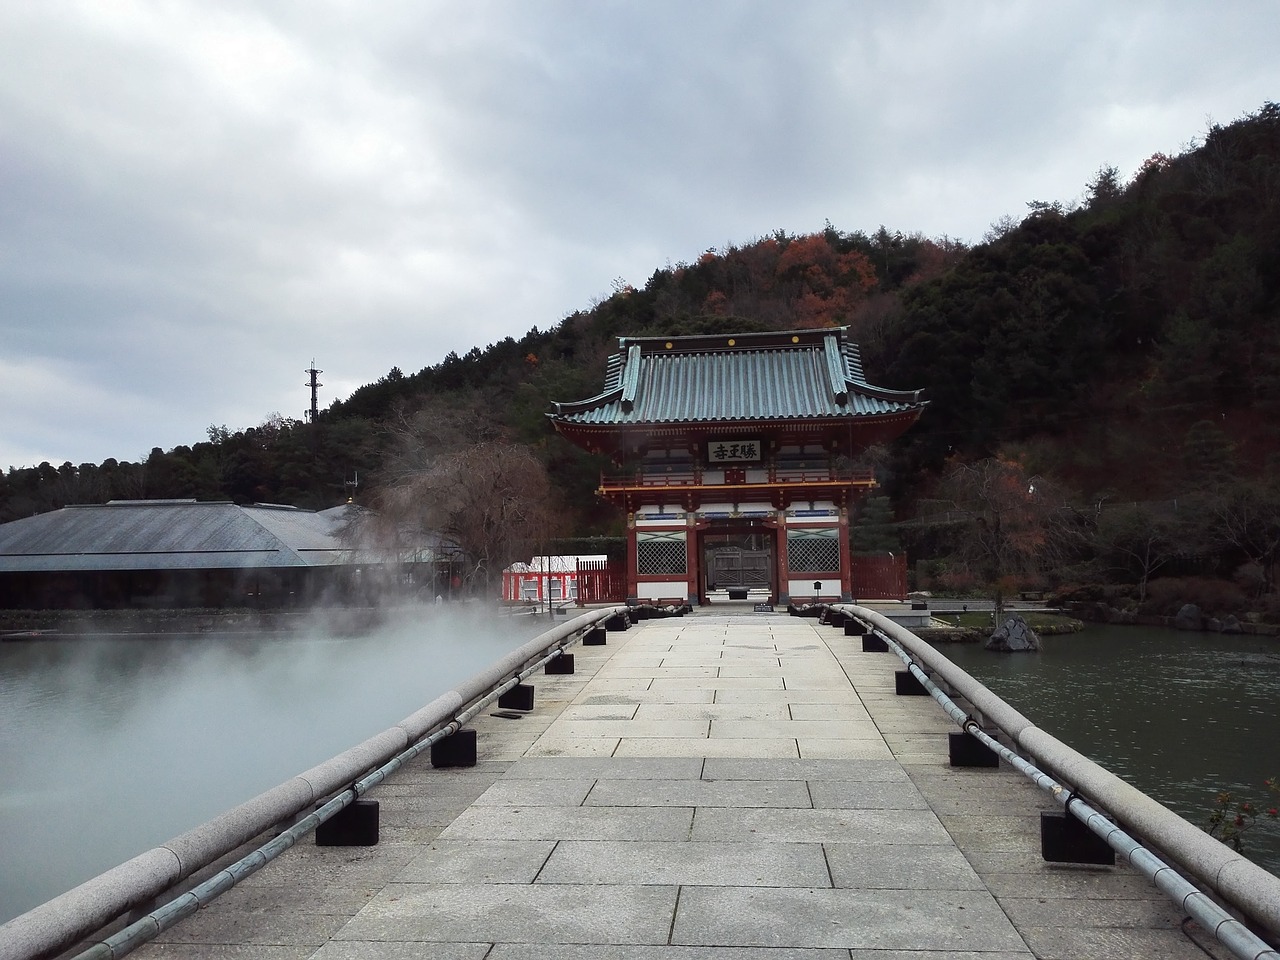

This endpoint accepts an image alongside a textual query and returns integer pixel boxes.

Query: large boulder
[1174,603,1204,631]
[986,615,1041,652]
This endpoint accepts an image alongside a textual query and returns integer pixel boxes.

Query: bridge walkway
[128,612,1228,959]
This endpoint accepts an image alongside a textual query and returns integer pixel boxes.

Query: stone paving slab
[650,675,786,691]
[824,842,987,890]
[537,839,831,886]
[701,757,909,781]
[1013,924,1228,960]
[712,688,861,704]
[794,738,895,760]
[312,945,489,960]
[440,804,694,841]
[787,702,872,721]
[487,947,853,960]
[579,688,716,704]
[334,883,678,945]
[524,736,621,757]
[537,717,712,738]
[392,840,553,883]
[499,755,705,779]
[671,886,1028,952]
[584,777,812,808]
[633,702,793,721]
[806,779,930,809]
[470,777,596,806]
[135,948,316,959]
[614,736,802,758]
[709,719,884,740]
[689,806,953,844]
[599,666,721,678]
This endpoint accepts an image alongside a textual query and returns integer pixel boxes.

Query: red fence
[576,557,625,604]
[850,554,908,600]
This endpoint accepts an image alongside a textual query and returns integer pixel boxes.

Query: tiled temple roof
[550,328,924,427]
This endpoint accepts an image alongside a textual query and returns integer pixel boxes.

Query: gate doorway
[702,528,773,602]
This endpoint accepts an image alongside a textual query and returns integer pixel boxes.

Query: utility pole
[305,361,323,422]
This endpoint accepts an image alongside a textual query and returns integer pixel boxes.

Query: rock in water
[1174,603,1203,631]
[986,615,1041,652]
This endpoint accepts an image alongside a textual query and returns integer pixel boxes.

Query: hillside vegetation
[4,103,1278,605]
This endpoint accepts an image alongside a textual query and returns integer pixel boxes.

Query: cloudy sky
[2,2,1276,471]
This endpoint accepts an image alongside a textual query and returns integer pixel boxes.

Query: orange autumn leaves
[697,233,879,329]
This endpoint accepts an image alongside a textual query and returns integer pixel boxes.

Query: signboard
[707,439,762,463]
[753,602,775,612]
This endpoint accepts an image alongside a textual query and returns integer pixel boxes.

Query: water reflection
[0,606,549,923]
[938,625,1280,875]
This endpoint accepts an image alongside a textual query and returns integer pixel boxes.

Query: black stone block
[862,634,889,652]
[1040,810,1116,865]
[545,653,575,674]
[605,613,630,631]
[583,626,606,646]
[316,799,379,846]
[844,620,864,637]
[948,730,999,768]
[431,728,477,768]
[498,683,535,711]
[894,669,928,695]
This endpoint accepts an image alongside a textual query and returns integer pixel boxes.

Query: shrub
[936,567,979,593]
[1258,593,1280,625]
[1141,577,1248,617]
[1048,583,1107,604]
[1235,562,1268,599]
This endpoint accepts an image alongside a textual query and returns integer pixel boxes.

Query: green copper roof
[550,328,923,426]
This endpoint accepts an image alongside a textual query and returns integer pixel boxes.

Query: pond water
[0,606,550,924]
[937,623,1280,876]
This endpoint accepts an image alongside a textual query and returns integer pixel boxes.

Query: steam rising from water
[0,605,548,923]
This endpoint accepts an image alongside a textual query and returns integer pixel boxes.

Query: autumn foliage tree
[937,457,1079,624]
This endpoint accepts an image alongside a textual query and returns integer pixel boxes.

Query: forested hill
[3,102,1278,529]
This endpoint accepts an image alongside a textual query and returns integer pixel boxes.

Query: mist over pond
[0,606,549,923]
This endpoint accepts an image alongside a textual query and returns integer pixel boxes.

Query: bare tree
[375,441,563,597]
[380,393,504,482]
[1204,479,1280,594]
[1092,503,1180,603]
[937,457,1079,624]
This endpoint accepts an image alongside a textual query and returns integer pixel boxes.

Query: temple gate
[549,328,925,605]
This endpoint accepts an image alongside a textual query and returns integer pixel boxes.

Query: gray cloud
[1,1,1277,471]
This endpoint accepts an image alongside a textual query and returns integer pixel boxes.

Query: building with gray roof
[0,500,368,609]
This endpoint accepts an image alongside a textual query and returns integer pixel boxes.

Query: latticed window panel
[787,529,840,572]
[637,534,687,575]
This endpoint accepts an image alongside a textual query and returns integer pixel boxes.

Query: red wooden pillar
[685,523,698,604]
[774,510,790,604]
[689,515,709,605]
[626,513,638,601]
[838,506,853,601]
